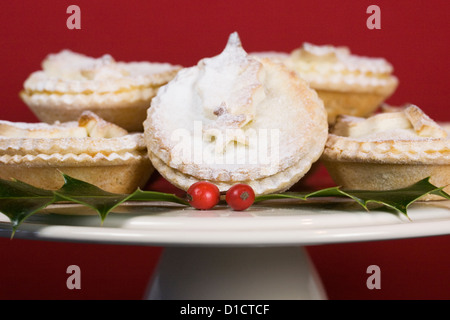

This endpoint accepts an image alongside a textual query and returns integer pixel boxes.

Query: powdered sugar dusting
[331,105,449,142]
[285,42,398,93]
[23,49,181,93]
[144,32,328,190]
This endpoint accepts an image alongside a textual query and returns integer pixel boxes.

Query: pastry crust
[250,51,290,64]
[284,43,398,123]
[20,50,181,132]
[313,89,391,122]
[144,33,328,195]
[441,122,450,135]
[0,112,153,193]
[322,105,450,200]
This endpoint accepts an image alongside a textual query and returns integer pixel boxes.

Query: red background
[0,0,449,299]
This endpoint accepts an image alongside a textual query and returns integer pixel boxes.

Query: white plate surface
[1,199,450,246]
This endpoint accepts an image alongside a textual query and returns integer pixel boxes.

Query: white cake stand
[1,199,450,300]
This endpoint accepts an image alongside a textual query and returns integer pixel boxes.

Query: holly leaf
[54,174,188,222]
[54,174,130,223]
[0,173,448,239]
[255,177,450,218]
[333,178,449,217]
[127,188,189,206]
[0,173,188,236]
[0,178,56,237]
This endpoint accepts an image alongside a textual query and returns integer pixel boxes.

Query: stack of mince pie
[1,32,447,202]
[143,32,328,195]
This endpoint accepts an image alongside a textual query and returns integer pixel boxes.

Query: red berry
[186,181,220,210]
[226,184,255,211]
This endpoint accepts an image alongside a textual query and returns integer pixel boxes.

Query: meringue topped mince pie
[322,105,450,200]
[144,32,328,195]
[20,50,181,132]
[285,43,398,123]
[0,111,153,194]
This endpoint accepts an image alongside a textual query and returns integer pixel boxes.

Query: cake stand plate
[1,199,450,299]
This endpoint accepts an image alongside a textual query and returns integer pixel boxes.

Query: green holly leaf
[0,173,188,236]
[127,188,189,206]
[0,178,56,237]
[0,173,448,239]
[332,178,449,217]
[54,174,189,222]
[54,174,130,223]
[255,177,450,218]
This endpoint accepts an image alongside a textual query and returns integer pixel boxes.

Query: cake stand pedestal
[146,246,325,300]
[1,199,450,300]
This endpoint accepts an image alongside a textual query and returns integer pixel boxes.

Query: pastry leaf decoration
[0,173,448,238]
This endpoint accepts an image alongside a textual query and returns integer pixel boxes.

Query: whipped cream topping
[23,50,180,94]
[332,105,448,141]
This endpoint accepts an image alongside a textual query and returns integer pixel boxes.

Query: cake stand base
[145,246,326,300]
